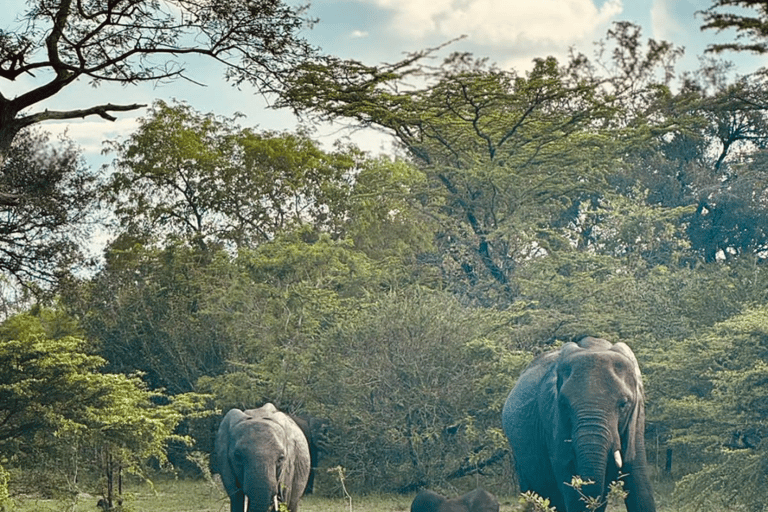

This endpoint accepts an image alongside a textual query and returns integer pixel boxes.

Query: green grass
[11,476,677,512]
[10,477,525,512]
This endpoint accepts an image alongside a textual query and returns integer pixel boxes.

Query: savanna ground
[10,476,680,512]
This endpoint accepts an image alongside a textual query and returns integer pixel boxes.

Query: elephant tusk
[614,450,623,469]
[273,495,279,512]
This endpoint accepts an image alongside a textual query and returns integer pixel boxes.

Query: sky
[4,0,768,163]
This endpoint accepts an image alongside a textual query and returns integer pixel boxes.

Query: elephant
[410,488,499,512]
[289,414,329,494]
[501,336,656,512]
[214,403,310,512]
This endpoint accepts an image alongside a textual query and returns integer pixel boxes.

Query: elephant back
[411,489,446,512]
[458,488,498,512]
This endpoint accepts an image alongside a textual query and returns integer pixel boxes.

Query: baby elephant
[411,488,499,512]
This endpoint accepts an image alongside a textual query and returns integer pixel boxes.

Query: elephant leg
[230,490,246,512]
[623,462,656,512]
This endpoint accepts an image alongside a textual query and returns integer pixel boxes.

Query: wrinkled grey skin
[501,337,656,512]
[411,488,499,512]
[214,404,310,512]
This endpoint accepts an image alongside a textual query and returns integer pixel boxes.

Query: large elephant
[501,336,656,512]
[410,488,499,512]
[289,414,329,494]
[214,404,310,512]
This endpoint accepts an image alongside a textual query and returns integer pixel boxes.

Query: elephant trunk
[243,467,278,512]
[244,487,276,512]
[571,413,618,507]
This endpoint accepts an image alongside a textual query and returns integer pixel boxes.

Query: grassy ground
[10,477,524,512]
[11,476,677,512]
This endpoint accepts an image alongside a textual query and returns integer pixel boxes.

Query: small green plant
[520,490,557,512]
[328,466,352,512]
[520,476,628,512]
[568,475,628,512]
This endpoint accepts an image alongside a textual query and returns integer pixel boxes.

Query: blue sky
[4,0,767,161]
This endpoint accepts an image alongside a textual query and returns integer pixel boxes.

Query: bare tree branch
[19,103,147,126]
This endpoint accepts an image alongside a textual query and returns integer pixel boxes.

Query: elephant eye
[619,398,631,411]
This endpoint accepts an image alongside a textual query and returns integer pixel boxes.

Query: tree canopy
[0,307,208,501]
[700,0,768,54]
[0,0,315,189]
[102,100,359,252]
[0,127,98,299]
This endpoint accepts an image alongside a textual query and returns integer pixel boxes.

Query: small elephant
[411,488,499,512]
[214,404,310,512]
[501,336,656,512]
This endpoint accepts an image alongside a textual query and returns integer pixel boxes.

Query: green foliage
[0,307,209,498]
[700,0,768,54]
[309,288,527,493]
[103,100,360,251]
[0,128,98,297]
[520,477,628,512]
[281,24,699,305]
[198,230,385,410]
[646,304,768,510]
[345,156,435,271]
[69,241,236,393]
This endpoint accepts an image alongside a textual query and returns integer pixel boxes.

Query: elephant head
[215,404,310,512]
[502,336,656,512]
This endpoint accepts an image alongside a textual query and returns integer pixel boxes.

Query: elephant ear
[611,342,645,461]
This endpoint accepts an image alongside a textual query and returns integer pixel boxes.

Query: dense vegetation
[3,1,768,511]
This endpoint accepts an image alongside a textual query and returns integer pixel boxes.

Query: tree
[306,288,527,493]
[102,100,359,252]
[0,307,208,501]
[626,63,768,262]
[280,24,684,304]
[197,228,388,409]
[700,0,768,54]
[0,127,98,298]
[648,304,768,511]
[343,155,437,278]
[0,0,314,187]
[69,240,235,394]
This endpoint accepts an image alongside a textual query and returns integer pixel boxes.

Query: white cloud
[364,0,623,47]
[350,29,370,38]
[43,116,141,165]
[650,0,696,45]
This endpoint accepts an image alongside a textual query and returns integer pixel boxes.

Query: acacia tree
[700,0,768,54]
[280,24,684,304]
[0,0,314,202]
